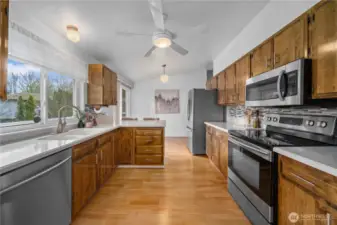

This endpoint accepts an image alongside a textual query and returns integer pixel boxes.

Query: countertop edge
[204,122,229,133]
[0,123,165,175]
[274,147,337,177]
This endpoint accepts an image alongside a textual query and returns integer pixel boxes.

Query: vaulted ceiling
[10,0,268,81]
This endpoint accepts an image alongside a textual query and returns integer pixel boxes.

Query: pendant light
[160,64,168,83]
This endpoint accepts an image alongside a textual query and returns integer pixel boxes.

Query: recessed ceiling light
[66,25,80,43]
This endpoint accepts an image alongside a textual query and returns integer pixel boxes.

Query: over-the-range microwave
[245,58,312,107]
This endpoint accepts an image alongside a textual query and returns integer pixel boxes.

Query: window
[120,85,130,118]
[47,72,74,119]
[0,59,41,124]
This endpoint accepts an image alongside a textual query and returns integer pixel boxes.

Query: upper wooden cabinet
[0,0,8,101]
[225,64,236,104]
[251,39,274,77]
[217,71,226,105]
[88,64,117,105]
[235,55,250,104]
[309,0,337,99]
[274,15,308,68]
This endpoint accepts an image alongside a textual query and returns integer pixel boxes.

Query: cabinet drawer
[97,134,111,146]
[135,155,163,165]
[136,146,163,155]
[279,156,337,207]
[136,136,162,146]
[72,139,97,161]
[135,128,162,136]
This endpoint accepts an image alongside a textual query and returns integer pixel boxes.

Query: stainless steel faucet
[56,105,82,133]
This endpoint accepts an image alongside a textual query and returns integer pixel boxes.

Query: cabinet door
[206,130,212,158]
[114,130,120,166]
[111,71,118,105]
[251,39,274,77]
[211,135,220,169]
[274,15,307,68]
[211,76,218,89]
[118,128,133,164]
[217,71,226,105]
[235,55,250,104]
[0,0,8,101]
[103,67,113,105]
[219,133,228,178]
[310,0,337,99]
[72,152,97,218]
[225,64,236,104]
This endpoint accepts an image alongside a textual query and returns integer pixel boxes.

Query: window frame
[0,56,84,129]
[120,84,131,119]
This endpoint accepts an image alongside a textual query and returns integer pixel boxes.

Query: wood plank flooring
[72,137,251,225]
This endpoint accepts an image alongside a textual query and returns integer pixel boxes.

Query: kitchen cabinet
[72,142,97,219]
[274,15,307,68]
[206,126,213,158]
[97,140,112,187]
[88,64,117,105]
[225,64,236,104]
[217,71,226,105]
[211,75,218,89]
[235,55,250,104]
[211,134,220,168]
[309,0,337,99]
[218,131,228,178]
[118,128,134,164]
[0,0,8,101]
[251,39,274,77]
[278,155,337,224]
[113,129,120,166]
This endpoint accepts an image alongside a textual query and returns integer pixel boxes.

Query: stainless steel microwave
[245,59,312,107]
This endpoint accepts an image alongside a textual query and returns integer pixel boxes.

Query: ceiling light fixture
[66,25,80,43]
[153,32,172,48]
[160,64,168,83]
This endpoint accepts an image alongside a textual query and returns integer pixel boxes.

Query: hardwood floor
[72,138,251,225]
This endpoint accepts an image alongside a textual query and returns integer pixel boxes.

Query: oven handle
[277,70,286,101]
[229,136,271,160]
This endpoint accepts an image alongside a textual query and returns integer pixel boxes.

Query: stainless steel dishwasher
[0,148,72,225]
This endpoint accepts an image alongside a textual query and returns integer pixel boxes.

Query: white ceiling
[10,0,268,81]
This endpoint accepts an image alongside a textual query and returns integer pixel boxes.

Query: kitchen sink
[37,128,108,141]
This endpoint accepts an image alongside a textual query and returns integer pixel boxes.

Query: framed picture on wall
[155,89,180,114]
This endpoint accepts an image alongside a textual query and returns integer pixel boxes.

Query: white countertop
[204,122,247,133]
[274,146,337,177]
[0,120,165,175]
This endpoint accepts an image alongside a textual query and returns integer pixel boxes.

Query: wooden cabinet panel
[218,132,228,178]
[211,76,218,89]
[135,128,163,136]
[136,136,162,146]
[235,55,250,104]
[0,0,8,101]
[72,139,96,161]
[88,64,117,105]
[310,0,337,99]
[206,128,212,158]
[97,133,111,147]
[72,152,97,219]
[97,141,112,187]
[136,146,162,155]
[225,64,236,104]
[118,128,134,165]
[274,15,307,68]
[251,39,274,77]
[211,134,220,168]
[135,154,162,165]
[113,129,120,166]
[217,71,226,105]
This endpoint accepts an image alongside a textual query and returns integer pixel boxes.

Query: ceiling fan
[116,0,189,57]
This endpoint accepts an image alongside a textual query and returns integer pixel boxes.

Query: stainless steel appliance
[187,89,224,154]
[245,59,312,107]
[228,113,337,225]
[0,149,72,225]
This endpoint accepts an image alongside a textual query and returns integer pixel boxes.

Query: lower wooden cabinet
[118,128,134,164]
[205,125,229,178]
[72,151,97,219]
[278,155,337,224]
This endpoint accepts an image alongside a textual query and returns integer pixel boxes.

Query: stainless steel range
[228,113,337,225]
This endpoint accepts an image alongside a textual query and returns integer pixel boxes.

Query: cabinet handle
[289,172,315,187]
[101,151,103,161]
[96,154,98,164]
[327,213,331,225]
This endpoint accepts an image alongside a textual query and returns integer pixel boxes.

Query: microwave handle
[277,70,286,101]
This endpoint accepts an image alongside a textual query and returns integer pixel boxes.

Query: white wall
[131,71,206,137]
[213,0,320,75]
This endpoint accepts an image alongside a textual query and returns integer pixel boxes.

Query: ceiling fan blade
[116,31,152,37]
[148,0,165,30]
[171,41,188,56]
[144,46,157,57]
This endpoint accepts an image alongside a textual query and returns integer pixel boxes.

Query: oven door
[245,59,308,107]
[228,135,274,223]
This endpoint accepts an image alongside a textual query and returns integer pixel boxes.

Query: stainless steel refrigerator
[186,89,225,155]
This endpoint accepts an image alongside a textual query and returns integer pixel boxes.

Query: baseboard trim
[117,165,165,169]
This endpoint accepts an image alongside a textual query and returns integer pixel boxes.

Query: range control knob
[273,117,278,122]
[267,117,272,121]
[308,120,315,126]
[321,121,328,128]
